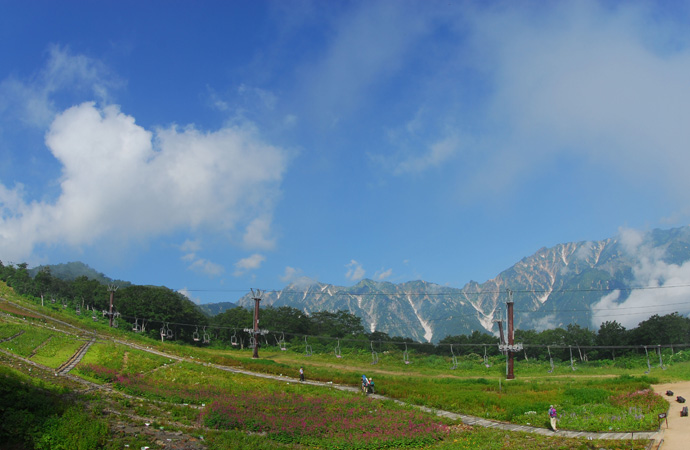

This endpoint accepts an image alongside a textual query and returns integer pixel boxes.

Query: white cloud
[280,266,302,283]
[382,134,461,176]
[0,44,119,128]
[353,2,690,208]
[375,267,393,281]
[345,259,365,282]
[298,2,430,122]
[179,239,202,254]
[590,228,690,328]
[279,266,316,287]
[524,313,561,332]
[242,216,276,250]
[234,253,266,277]
[459,2,690,201]
[189,258,225,277]
[177,240,224,276]
[177,287,202,305]
[0,101,289,262]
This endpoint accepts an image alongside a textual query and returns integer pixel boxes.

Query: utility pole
[107,285,118,327]
[251,289,263,359]
[498,289,522,380]
[506,289,515,379]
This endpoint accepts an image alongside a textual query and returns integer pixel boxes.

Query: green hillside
[0,279,681,449]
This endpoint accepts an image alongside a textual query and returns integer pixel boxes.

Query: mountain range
[229,226,690,343]
[29,226,690,343]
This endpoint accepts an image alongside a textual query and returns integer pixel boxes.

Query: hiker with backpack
[548,405,558,431]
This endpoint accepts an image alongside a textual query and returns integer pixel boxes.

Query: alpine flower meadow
[200,391,449,449]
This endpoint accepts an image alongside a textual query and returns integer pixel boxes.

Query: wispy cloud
[177,287,202,305]
[374,267,393,281]
[280,266,316,288]
[234,253,266,277]
[345,259,365,282]
[0,44,120,128]
[590,228,690,328]
[178,240,224,277]
[280,266,303,283]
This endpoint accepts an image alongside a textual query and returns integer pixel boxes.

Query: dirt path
[652,381,690,450]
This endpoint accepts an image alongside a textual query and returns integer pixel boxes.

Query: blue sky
[2,0,690,305]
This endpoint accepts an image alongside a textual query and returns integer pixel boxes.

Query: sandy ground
[652,381,690,450]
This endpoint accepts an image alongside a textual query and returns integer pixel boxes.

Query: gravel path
[651,381,690,450]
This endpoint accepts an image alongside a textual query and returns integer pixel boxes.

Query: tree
[34,267,54,306]
[564,324,596,361]
[212,307,253,346]
[596,320,628,359]
[629,313,690,346]
[260,306,311,336]
[116,285,208,342]
[309,310,366,338]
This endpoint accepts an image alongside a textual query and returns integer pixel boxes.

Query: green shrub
[35,407,109,450]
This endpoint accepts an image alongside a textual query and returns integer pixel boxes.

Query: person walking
[299,367,304,382]
[548,405,558,431]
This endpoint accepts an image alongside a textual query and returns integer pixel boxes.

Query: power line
[178,283,690,297]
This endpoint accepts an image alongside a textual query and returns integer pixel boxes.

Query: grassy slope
[0,281,676,449]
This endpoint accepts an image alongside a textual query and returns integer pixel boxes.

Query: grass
[0,282,680,449]
[31,334,86,368]
[1,324,55,358]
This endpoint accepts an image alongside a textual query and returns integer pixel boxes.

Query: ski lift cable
[105,313,690,353]
[178,283,690,296]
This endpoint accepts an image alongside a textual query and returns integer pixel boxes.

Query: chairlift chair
[547,346,555,373]
[231,329,238,346]
[403,343,411,365]
[577,345,584,362]
[335,338,342,358]
[193,326,201,342]
[166,323,173,339]
[279,332,287,351]
[132,318,141,333]
[569,346,577,371]
[370,341,378,365]
[658,346,666,370]
[450,344,458,370]
[483,346,491,368]
[203,327,210,344]
[304,336,313,357]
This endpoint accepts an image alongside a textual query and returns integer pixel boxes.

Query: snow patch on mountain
[478,308,495,332]
[406,295,433,342]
